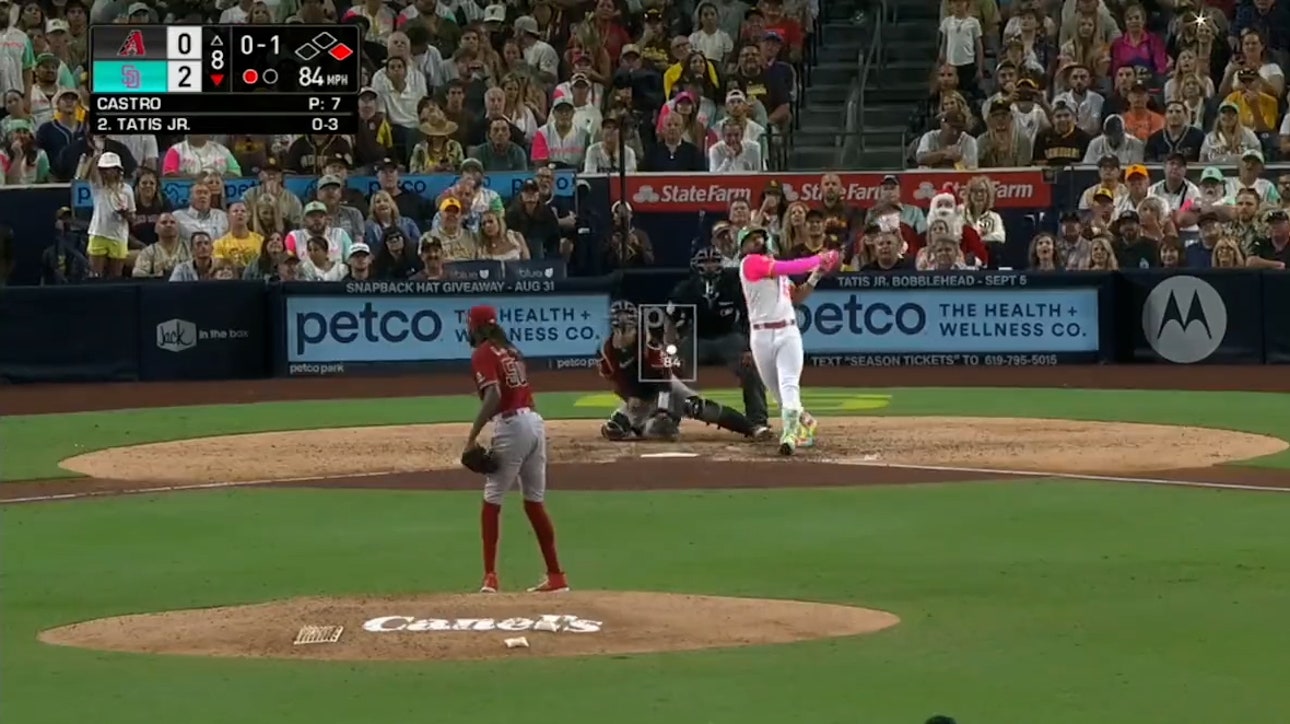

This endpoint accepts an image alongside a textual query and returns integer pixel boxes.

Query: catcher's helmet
[609,300,637,331]
[690,246,723,278]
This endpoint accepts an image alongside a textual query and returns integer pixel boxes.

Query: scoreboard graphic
[89,25,361,135]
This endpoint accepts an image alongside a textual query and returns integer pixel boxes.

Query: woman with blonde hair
[364,191,421,249]
[1199,101,1261,163]
[939,91,982,135]
[249,194,286,236]
[1177,74,1213,129]
[961,176,1005,262]
[1087,236,1119,270]
[779,201,810,256]
[500,73,541,143]
[1027,232,1061,270]
[1136,196,1176,240]
[1163,49,1215,101]
[477,210,530,260]
[1211,237,1245,268]
[1057,13,1110,83]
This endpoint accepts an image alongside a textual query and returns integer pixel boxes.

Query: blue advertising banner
[504,258,567,281]
[797,287,1101,356]
[442,260,505,281]
[284,292,610,366]
[69,169,577,209]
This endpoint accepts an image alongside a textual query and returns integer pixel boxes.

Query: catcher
[597,300,769,441]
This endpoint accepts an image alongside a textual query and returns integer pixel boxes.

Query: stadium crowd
[901,0,1290,270]
[0,0,816,283]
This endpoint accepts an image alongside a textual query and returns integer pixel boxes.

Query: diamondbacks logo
[117,29,146,57]
[1141,276,1227,364]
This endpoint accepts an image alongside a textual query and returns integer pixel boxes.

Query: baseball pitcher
[737,227,838,455]
[463,304,568,594]
[597,300,767,441]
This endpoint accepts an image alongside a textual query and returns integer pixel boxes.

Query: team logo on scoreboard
[117,29,146,57]
[121,64,141,89]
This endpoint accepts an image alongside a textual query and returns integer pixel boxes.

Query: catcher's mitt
[461,444,500,474]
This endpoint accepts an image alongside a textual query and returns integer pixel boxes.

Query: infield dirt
[59,417,1288,485]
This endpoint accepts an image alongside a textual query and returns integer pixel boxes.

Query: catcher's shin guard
[682,395,758,436]
[601,411,637,441]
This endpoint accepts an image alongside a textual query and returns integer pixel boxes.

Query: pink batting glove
[819,249,841,273]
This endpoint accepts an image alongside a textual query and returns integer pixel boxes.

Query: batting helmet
[689,246,723,278]
[737,227,770,257]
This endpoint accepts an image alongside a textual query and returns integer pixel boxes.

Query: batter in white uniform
[737,227,840,455]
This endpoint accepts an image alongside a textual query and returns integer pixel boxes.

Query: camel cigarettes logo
[362,614,603,633]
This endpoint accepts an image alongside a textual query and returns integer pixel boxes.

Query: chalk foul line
[835,459,1290,494]
[4,462,1289,504]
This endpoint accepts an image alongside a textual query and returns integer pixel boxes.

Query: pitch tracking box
[637,304,696,384]
[88,24,360,134]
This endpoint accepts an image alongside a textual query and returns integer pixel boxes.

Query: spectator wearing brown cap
[1078,155,1127,210]
[1005,78,1048,144]
[977,98,1034,167]
[410,115,464,173]
[1145,101,1205,162]
[284,133,353,176]
[915,109,979,169]
[1032,101,1091,166]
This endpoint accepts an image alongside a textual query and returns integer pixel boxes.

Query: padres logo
[1141,276,1228,364]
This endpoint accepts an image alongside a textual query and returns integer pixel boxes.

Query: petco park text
[363,615,603,633]
[614,170,1050,212]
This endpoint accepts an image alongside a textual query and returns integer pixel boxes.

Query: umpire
[666,247,769,428]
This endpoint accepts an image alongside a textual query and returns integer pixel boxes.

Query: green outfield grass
[4,388,1290,724]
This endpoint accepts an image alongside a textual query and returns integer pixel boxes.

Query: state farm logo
[913,179,1039,202]
[362,614,603,633]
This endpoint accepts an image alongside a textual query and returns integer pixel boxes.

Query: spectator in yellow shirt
[212,201,264,270]
[662,37,721,99]
[1224,70,1279,134]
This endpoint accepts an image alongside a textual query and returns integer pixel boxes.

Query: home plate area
[38,592,901,662]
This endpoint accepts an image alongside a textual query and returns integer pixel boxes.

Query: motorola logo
[1141,276,1228,364]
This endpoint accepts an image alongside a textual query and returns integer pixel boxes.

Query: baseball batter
[464,305,568,594]
[737,228,839,455]
[598,300,768,441]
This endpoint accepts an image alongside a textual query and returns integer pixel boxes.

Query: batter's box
[293,625,344,645]
[637,304,697,384]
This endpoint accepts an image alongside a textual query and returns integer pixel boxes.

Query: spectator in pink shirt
[1110,4,1169,78]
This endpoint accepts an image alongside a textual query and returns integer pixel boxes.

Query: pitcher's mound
[39,591,900,662]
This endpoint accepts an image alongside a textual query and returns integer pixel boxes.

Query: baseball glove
[461,444,500,474]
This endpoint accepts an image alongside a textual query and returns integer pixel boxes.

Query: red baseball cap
[467,305,498,330]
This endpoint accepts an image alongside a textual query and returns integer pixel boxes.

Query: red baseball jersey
[471,342,535,413]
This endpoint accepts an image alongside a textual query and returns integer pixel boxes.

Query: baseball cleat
[752,425,775,441]
[527,572,570,593]
[778,439,796,456]
[796,415,818,448]
[480,572,499,593]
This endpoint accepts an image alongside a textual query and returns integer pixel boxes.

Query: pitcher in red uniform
[464,305,568,594]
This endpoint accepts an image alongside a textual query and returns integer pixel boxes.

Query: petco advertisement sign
[285,291,609,366]
[613,170,1051,212]
[796,286,1100,361]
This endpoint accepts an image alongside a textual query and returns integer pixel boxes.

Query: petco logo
[156,319,197,352]
[362,614,603,633]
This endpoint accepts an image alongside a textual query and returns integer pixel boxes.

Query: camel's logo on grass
[1142,276,1227,364]
[362,615,603,633]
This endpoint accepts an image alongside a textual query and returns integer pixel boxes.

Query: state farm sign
[613,170,1050,213]
[363,614,603,633]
